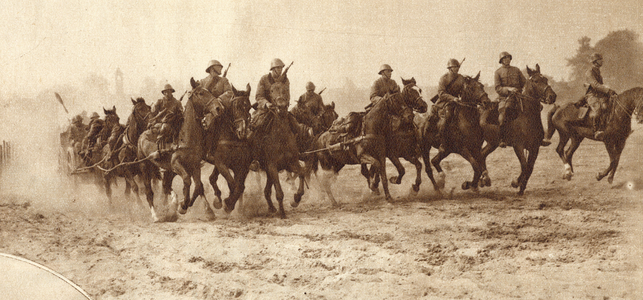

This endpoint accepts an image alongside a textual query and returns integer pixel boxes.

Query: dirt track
[1,122,642,300]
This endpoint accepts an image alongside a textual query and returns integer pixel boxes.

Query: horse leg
[606,139,627,184]
[458,147,482,192]
[361,163,378,194]
[408,156,422,194]
[420,144,441,194]
[562,136,582,181]
[104,173,113,207]
[480,124,499,187]
[190,165,215,220]
[140,163,159,222]
[362,153,392,203]
[208,167,224,210]
[388,156,405,185]
[161,170,179,222]
[290,161,305,208]
[597,140,623,184]
[431,148,451,190]
[511,145,528,191]
[518,146,539,195]
[228,164,250,213]
[217,161,240,213]
[263,167,277,214]
[266,165,286,218]
[172,161,192,215]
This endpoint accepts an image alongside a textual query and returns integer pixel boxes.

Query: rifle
[54,92,69,114]
[223,63,231,78]
[318,87,327,95]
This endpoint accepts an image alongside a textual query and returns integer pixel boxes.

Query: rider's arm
[370,78,383,103]
[255,75,271,109]
[437,74,457,102]
[587,68,611,94]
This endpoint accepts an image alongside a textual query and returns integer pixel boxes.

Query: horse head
[131,97,151,122]
[401,77,428,114]
[103,105,120,126]
[230,83,252,140]
[461,72,490,106]
[317,102,339,133]
[189,77,224,125]
[525,64,557,105]
[269,81,290,111]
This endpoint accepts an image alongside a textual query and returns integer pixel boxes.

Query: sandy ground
[1,122,642,300]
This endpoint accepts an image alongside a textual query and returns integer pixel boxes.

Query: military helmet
[90,112,100,119]
[305,81,316,91]
[499,51,512,63]
[590,53,603,63]
[378,64,393,74]
[72,115,83,124]
[206,60,223,73]
[447,59,460,68]
[270,58,285,70]
[162,84,175,93]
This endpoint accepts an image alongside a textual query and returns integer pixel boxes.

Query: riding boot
[593,117,604,141]
[498,109,508,148]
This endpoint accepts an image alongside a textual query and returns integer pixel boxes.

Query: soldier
[297,81,325,119]
[369,64,400,105]
[80,112,104,162]
[198,59,234,157]
[572,53,617,140]
[429,58,466,140]
[148,84,183,152]
[494,51,526,148]
[69,115,88,146]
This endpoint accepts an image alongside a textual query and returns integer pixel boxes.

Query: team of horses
[68,64,643,222]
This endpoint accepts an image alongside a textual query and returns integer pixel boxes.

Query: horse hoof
[213,196,223,210]
[178,205,188,215]
[389,177,400,184]
[412,184,420,193]
[290,200,299,208]
[608,177,614,184]
[462,181,471,190]
[517,190,525,196]
[511,180,519,188]
[437,172,446,189]
[596,172,604,181]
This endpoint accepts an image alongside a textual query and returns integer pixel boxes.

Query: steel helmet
[270,58,285,70]
[378,64,393,74]
[206,60,223,73]
[162,84,175,93]
[589,53,603,63]
[499,51,512,63]
[90,112,100,119]
[72,115,83,124]
[305,81,316,91]
[447,59,460,68]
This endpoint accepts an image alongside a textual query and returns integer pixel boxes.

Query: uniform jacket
[586,66,611,97]
[437,72,465,104]
[494,65,526,98]
[370,76,400,103]
[297,92,324,116]
[198,74,233,101]
[149,96,183,127]
[256,73,290,110]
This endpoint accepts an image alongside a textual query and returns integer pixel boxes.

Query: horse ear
[331,101,335,109]
[190,77,197,89]
[474,71,480,81]
[231,84,238,95]
[113,105,116,112]
[131,98,136,105]
[536,63,540,73]
[246,83,251,94]
[103,108,107,114]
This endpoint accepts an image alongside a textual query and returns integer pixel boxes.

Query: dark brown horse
[94,107,125,202]
[478,64,556,194]
[418,72,489,194]
[291,101,339,135]
[252,79,306,219]
[545,87,643,183]
[137,78,223,222]
[314,78,426,204]
[203,84,253,214]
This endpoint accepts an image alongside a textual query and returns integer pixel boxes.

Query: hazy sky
[2,0,642,98]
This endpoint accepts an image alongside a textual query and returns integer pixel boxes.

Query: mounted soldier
[293,81,326,133]
[428,58,466,141]
[572,52,617,140]
[494,51,526,148]
[148,84,184,153]
[79,112,104,162]
[369,64,400,107]
[198,59,234,157]
[69,114,88,147]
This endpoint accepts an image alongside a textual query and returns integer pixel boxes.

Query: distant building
[115,68,124,99]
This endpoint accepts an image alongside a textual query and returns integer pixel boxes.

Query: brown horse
[94,107,125,203]
[251,78,307,219]
[314,78,426,204]
[418,72,489,194]
[137,78,223,222]
[291,101,339,135]
[545,87,643,183]
[478,64,557,195]
[203,84,253,214]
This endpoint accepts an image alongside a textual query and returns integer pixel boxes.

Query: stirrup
[594,131,605,141]
[541,139,551,147]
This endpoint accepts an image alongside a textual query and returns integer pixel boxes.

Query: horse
[203,84,253,214]
[91,106,125,203]
[418,72,489,194]
[545,87,643,183]
[478,64,557,195]
[314,78,426,204]
[250,74,309,219]
[291,101,339,135]
[137,78,224,222]
[101,98,152,206]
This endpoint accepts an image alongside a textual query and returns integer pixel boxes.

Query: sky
[1,0,642,100]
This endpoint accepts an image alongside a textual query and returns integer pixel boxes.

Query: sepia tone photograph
[1,0,642,299]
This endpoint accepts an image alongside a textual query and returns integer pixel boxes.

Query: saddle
[328,112,365,148]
